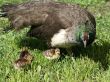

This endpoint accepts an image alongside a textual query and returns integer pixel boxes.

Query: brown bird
[43,48,60,60]
[13,48,33,69]
[0,1,96,57]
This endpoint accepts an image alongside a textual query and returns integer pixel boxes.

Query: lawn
[0,0,110,82]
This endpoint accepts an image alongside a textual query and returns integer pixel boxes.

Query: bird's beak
[83,40,87,48]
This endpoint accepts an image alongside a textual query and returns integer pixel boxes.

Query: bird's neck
[75,28,83,42]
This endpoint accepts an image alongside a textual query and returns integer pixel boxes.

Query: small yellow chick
[13,47,33,69]
[43,48,61,60]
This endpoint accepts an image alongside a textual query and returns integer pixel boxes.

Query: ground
[0,0,110,82]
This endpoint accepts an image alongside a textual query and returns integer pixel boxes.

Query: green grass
[0,0,110,82]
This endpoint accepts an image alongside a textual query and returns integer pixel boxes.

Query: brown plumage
[1,1,96,57]
[1,1,95,30]
[0,1,58,30]
[13,48,33,69]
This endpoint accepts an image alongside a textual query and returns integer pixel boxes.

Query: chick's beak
[83,40,87,48]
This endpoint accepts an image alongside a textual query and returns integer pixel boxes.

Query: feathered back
[0,3,17,12]
[0,1,96,33]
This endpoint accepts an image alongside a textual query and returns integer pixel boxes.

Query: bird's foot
[68,52,74,61]
[66,48,74,60]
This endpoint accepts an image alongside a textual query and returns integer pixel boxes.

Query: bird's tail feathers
[0,3,16,17]
[0,11,7,17]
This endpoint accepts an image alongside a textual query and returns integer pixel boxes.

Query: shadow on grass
[18,37,110,70]
[17,37,48,51]
[73,40,110,70]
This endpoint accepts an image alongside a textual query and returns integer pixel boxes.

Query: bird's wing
[0,1,47,29]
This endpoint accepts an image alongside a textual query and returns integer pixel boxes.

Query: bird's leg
[66,48,73,56]
[66,48,74,60]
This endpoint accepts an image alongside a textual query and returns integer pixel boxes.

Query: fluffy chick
[43,48,60,60]
[13,48,33,69]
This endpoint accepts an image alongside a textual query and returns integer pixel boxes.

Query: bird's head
[76,24,96,48]
[81,32,90,47]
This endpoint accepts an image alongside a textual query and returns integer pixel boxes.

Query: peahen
[0,1,96,58]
